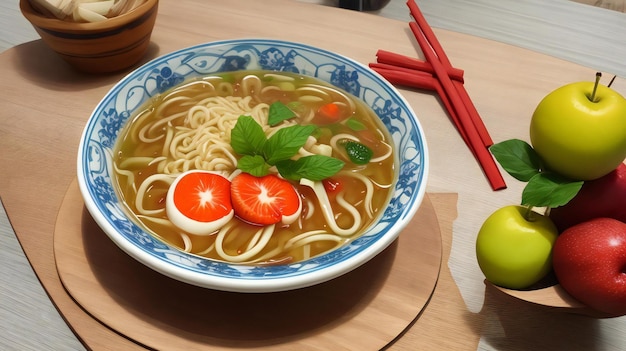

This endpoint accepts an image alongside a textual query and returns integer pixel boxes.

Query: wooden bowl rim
[20,0,158,32]
[486,280,625,318]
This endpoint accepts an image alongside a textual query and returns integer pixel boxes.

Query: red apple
[549,163,626,232]
[552,217,626,316]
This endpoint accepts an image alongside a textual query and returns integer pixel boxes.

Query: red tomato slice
[166,171,233,235]
[231,173,302,226]
[322,177,344,194]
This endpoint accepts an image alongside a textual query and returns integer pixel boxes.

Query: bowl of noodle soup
[77,39,428,293]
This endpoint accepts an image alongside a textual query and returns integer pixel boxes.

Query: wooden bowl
[485,279,624,318]
[19,0,158,74]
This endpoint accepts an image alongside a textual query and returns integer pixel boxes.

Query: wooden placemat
[54,179,443,350]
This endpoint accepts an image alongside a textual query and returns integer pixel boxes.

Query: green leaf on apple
[490,139,584,208]
[522,173,584,208]
[490,139,542,182]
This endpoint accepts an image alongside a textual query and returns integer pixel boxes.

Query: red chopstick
[370,63,472,149]
[407,19,506,190]
[376,49,464,83]
[370,63,438,89]
[406,0,493,148]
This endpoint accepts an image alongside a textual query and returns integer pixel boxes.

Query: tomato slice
[322,177,343,194]
[165,170,234,235]
[231,173,302,226]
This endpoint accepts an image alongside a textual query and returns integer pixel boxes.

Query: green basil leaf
[344,141,373,165]
[268,101,296,126]
[230,116,266,156]
[237,155,269,177]
[264,125,316,165]
[276,155,345,181]
[490,139,542,182]
[521,172,583,208]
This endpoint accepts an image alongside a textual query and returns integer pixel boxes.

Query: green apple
[529,81,626,180]
[476,205,558,289]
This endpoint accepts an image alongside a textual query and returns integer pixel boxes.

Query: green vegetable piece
[346,117,367,131]
[230,116,266,156]
[344,141,373,165]
[521,173,584,208]
[218,73,236,83]
[312,127,332,141]
[490,139,542,182]
[276,155,345,181]
[268,101,296,126]
[263,124,316,165]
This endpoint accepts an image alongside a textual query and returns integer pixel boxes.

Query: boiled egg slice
[165,170,234,236]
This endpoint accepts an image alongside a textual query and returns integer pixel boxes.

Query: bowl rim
[20,0,158,31]
[76,38,430,292]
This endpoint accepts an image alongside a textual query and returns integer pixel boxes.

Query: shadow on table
[474,283,605,351]
[9,39,161,90]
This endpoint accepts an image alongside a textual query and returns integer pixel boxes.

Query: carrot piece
[316,102,344,124]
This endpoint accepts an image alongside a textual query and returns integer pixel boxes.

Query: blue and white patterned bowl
[77,39,429,293]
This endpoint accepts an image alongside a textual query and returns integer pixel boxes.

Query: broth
[113,70,395,265]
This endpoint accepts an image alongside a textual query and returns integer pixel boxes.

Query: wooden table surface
[2,0,626,350]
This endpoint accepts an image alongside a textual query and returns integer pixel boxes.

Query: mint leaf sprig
[230,115,344,181]
[490,139,583,209]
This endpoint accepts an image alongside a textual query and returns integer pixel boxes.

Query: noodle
[113,70,395,265]
[215,224,275,263]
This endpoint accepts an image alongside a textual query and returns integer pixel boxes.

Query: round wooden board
[54,179,442,350]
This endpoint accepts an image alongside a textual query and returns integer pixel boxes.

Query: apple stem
[608,75,617,88]
[544,207,552,217]
[524,205,535,222]
[589,72,602,102]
